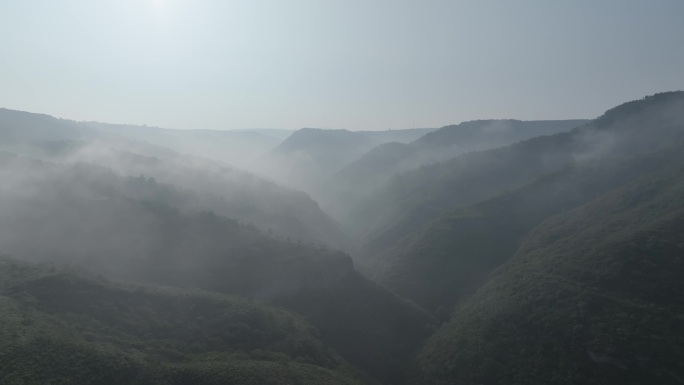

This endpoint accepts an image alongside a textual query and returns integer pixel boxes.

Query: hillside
[2,93,683,384]
[0,108,350,250]
[359,127,438,144]
[253,128,377,192]
[414,119,587,149]
[253,127,440,198]
[0,256,367,385]
[325,120,585,223]
[0,153,434,384]
[4,1,682,383]
[0,108,95,142]
[352,92,684,261]
[370,144,684,314]
[416,148,684,385]
[84,122,282,169]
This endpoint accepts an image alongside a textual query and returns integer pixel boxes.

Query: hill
[84,122,282,169]
[359,127,438,144]
[0,256,367,385]
[253,127,440,199]
[253,128,377,193]
[416,146,684,384]
[325,120,585,223]
[0,153,434,384]
[0,108,350,250]
[372,144,684,314]
[352,92,684,265]
[0,108,95,142]
[414,119,587,149]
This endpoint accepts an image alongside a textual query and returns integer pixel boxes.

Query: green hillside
[325,120,584,224]
[0,153,434,384]
[353,92,684,271]
[416,153,684,385]
[0,108,350,250]
[0,256,366,385]
[2,92,683,384]
[369,144,684,313]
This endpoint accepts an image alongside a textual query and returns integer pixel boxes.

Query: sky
[1,0,683,131]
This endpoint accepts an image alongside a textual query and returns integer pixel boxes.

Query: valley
[1,92,684,384]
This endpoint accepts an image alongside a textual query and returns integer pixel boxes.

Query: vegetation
[371,144,684,313]
[352,92,684,297]
[1,92,684,384]
[0,150,434,384]
[0,108,349,250]
[0,256,366,384]
[325,120,585,224]
[352,93,684,258]
[416,148,684,385]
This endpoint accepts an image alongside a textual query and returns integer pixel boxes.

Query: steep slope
[254,128,377,192]
[0,257,366,385]
[415,119,587,149]
[416,150,684,385]
[0,154,434,384]
[372,144,684,314]
[354,92,684,260]
[326,120,585,223]
[0,108,350,250]
[253,127,440,199]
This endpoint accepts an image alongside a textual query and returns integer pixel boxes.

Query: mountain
[83,122,282,169]
[414,119,588,149]
[416,145,684,384]
[0,108,95,142]
[3,92,684,384]
[0,108,349,250]
[325,120,586,223]
[234,128,297,140]
[359,127,439,144]
[253,127,440,198]
[0,256,368,385]
[0,152,434,384]
[352,93,684,267]
[253,128,378,193]
[374,144,684,314]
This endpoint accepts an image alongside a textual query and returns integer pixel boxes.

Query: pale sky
[1,0,683,130]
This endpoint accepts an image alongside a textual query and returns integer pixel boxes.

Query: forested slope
[0,256,367,385]
[0,153,434,384]
[369,145,684,313]
[416,148,684,385]
[354,93,683,255]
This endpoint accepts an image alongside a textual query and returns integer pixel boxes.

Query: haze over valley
[1,1,684,384]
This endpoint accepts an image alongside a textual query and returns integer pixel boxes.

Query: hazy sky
[1,0,683,131]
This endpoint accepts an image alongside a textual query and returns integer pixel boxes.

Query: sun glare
[150,0,165,10]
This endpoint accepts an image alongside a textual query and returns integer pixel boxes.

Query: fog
[3,0,684,382]
[0,141,354,297]
[1,90,684,385]
[2,95,682,279]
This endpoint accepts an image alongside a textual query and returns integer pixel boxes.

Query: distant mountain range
[324,119,587,222]
[0,109,436,384]
[82,122,283,168]
[251,127,438,193]
[0,109,352,250]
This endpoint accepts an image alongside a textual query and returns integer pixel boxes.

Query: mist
[2,90,684,385]
[2,1,684,383]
